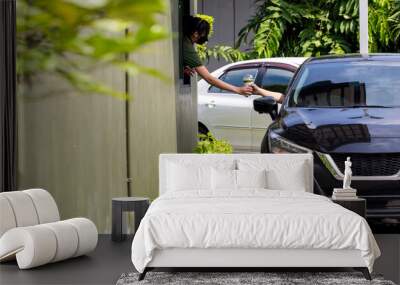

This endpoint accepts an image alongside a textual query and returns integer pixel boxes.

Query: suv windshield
[289,61,400,107]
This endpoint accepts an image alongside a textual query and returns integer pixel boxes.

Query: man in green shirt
[183,16,252,96]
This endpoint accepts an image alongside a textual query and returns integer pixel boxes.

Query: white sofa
[0,189,98,269]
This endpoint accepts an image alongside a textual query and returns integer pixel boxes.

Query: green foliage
[196,13,214,38]
[195,13,213,61]
[195,14,249,63]
[389,1,400,41]
[202,0,400,63]
[241,0,400,57]
[17,0,169,99]
[194,132,233,154]
[201,45,250,62]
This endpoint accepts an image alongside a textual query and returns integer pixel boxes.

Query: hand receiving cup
[237,85,253,96]
[249,82,261,95]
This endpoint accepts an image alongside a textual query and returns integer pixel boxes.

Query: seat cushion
[64,218,98,257]
[0,218,98,269]
[0,189,60,235]
[0,192,39,227]
[0,226,57,269]
[23,189,59,224]
[0,196,17,237]
[42,221,79,262]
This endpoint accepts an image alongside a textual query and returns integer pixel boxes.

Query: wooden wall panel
[17,1,183,232]
[127,2,178,200]
[17,68,128,233]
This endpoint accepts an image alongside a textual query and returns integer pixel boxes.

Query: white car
[198,57,307,152]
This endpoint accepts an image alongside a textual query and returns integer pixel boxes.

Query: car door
[200,66,260,152]
[251,65,295,151]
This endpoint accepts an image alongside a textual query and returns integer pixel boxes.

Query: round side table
[112,197,149,242]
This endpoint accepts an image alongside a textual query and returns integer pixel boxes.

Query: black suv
[255,54,400,233]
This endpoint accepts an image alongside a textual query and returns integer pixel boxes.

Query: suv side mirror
[253,96,278,120]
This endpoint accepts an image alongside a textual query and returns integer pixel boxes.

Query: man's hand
[183,66,196,77]
[236,85,253,97]
[250,83,262,95]
[250,83,285,103]
[194,65,254,96]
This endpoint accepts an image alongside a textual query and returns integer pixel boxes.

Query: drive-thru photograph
[1,0,399,284]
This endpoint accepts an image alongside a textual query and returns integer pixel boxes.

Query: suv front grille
[331,153,400,176]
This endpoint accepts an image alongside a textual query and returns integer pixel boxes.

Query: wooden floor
[0,235,133,285]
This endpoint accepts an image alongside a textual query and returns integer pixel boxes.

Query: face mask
[197,35,208,45]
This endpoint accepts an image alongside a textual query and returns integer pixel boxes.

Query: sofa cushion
[42,221,79,262]
[0,218,97,269]
[23,189,59,224]
[0,196,17,237]
[0,192,39,227]
[64,218,98,257]
[0,226,57,269]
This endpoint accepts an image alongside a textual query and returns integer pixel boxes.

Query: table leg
[112,202,123,242]
[134,202,149,234]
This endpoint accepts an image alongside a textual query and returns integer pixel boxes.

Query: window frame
[257,63,297,95]
[207,63,263,93]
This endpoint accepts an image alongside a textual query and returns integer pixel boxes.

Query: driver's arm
[195,65,252,96]
[251,83,285,103]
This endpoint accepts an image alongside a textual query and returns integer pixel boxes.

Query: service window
[209,68,259,93]
[261,68,294,94]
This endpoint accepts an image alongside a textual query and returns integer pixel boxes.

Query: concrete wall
[17,1,181,233]
[197,0,256,71]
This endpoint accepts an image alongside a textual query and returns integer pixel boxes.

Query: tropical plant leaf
[214,0,400,61]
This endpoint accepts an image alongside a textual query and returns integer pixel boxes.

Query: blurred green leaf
[17,0,169,98]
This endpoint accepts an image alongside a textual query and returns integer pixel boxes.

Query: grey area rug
[116,272,396,285]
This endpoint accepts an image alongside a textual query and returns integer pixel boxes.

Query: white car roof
[198,57,308,88]
[213,57,308,72]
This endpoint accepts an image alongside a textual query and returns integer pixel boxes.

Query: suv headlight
[268,131,312,153]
